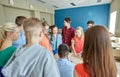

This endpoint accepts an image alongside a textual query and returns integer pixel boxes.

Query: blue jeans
[53,49,58,55]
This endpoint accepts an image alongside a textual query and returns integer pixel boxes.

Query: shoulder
[68,61,75,67]
[0,46,16,53]
[7,46,16,52]
[70,27,75,30]
[10,46,16,51]
[62,26,66,30]
[57,34,62,37]
[75,63,84,70]
[34,44,54,60]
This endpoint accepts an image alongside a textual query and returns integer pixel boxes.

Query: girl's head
[75,26,84,38]
[0,22,19,41]
[42,22,49,35]
[82,25,117,77]
[52,26,58,35]
[64,17,71,27]
[23,18,43,43]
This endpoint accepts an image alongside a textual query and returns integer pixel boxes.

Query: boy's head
[23,18,43,43]
[58,44,69,58]
[87,20,94,28]
[15,16,27,32]
[64,17,71,27]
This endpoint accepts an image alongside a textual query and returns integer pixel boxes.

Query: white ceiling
[27,0,112,10]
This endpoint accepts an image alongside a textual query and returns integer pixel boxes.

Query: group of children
[0,16,118,77]
[39,17,85,57]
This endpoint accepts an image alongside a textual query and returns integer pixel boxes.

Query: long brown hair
[82,25,117,77]
[75,26,84,39]
[50,25,58,41]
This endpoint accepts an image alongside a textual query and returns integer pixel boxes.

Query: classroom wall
[0,0,54,25]
[55,4,110,31]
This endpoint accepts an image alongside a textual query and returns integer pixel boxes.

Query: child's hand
[74,52,77,56]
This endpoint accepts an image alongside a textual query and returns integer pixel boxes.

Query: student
[49,26,62,55]
[57,44,75,77]
[42,21,50,37]
[39,22,52,52]
[12,16,27,48]
[71,26,84,56]
[87,20,94,28]
[74,25,117,77]
[62,17,75,48]
[0,23,20,77]
[2,18,60,77]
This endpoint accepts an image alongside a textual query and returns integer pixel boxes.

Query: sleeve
[59,34,62,44]
[62,27,65,43]
[71,28,75,38]
[71,37,75,46]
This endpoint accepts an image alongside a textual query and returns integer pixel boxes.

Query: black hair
[58,44,69,58]
[87,20,94,25]
[64,17,71,23]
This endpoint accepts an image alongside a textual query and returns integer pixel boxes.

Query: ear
[39,31,43,37]
[6,32,13,38]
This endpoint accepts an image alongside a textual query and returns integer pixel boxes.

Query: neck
[53,34,57,37]
[77,35,81,38]
[25,37,39,47]
[0,38,12,50]
[67,25,70,29]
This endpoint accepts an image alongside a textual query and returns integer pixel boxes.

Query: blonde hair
[23,18,42,43]
[0,22,17,47]
[76,26,84,39]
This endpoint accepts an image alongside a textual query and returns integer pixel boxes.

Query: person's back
[2,44,60,77]
[0,46,16,67]
[57,44,75,77]
[2,18,60,77]
[0,23,20,77]
[74,25,117,77]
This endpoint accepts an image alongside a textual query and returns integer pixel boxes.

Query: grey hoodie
[2,44,60,77]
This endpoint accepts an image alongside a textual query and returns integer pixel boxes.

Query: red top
[72,36,84,53]
[75,64,90,77]
[62,26,75,47]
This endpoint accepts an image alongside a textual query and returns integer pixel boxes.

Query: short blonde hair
[76,26,84,38]
[23,18,42,41]
[23,18,42,32]
[0,22,17,40]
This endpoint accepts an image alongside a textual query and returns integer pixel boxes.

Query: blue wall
[55,4,110,31]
